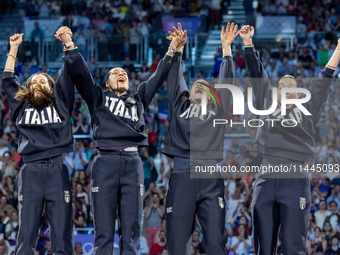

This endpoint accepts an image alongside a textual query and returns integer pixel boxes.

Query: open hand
[166,23,187,51]
[221,22,241,46]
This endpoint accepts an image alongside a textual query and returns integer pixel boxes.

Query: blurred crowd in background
[0,0,340,255]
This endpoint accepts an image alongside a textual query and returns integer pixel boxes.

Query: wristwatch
[64,41,74,48]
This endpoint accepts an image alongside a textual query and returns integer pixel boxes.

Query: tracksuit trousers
[166,158,227,255]
[15,156,73,255]
[91,150,144,255]
[251,155,311,255]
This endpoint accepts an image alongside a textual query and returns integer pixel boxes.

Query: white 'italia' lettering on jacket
[17,106,62,125]
[105,96,139,122]
[179,102,216,121]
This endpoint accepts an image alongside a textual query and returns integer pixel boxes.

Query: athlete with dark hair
[163,23,240,255]
[55,26,186,254]
[2,31,75,255]
[240,25,340,255]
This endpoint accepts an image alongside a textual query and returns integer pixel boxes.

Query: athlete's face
[278,78,300,109]
[189,81,211,106]
[106,68,129,94]
[31,74,51,98]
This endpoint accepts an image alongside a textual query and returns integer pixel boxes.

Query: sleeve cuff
[64,46,79,57]
[324,65,336,76]
[223,54,233,60]
[165,52,174,58]
[3,70,14,77]
[244,45,256,53]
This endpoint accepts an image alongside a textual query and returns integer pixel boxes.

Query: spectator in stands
[139,17,151,36]
[262,0,276,15]
[162,1,174,14]
[5,210,18,243]
[244,0,255,27]
[122,57,135,73]
[10,145,19,166]
[138,64,150,81]
[327,185,340,209]
[1,152,15,179]
[198,0,210,32]
[86,141,96,161]
[24,0,36,17]
[229,224,251,254]
[299,46,313,69]
[325,201,340,230]
[226,185,247,224]
[77,11,91,30]
[0,195,15,223]
[315,200,332,229]
[145,192,165,248]
[0,141,10,166]
[38,0,50,19]
[29,22,45,58]
[325,236,340,255]
[153,218,166,244]
[323,221,334,250]
[149,230,167,255]
[72,113,89,135]
[250,143,262,166]
[311,173,329,199]
[161,248,169,255]
[74,242,82,255]
[72,200,85,228]
[68,141,88,178]
[44,239,52,255]
[140,147,155,191]
[136,4,147,21]
[74,25,87,56]
[191,230,205,253]
[149,54,161,73]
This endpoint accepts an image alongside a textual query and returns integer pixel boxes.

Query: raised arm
[305,39,340,122]
[163,24,189,112]
[55,26,101,115]
[52,28,77,114]
[137,24,187,108]
[2,34,25,122]
[240,25,273,110]
[217,22,240,116]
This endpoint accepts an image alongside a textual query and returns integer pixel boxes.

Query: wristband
[7,54,17,60]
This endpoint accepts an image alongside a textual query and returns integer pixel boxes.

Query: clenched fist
[10,33,24,48]
[55,26,73,44]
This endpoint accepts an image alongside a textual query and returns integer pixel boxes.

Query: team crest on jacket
[300,197,306,210]
[218,197,224,209]
[64,191,70,203]
[140,184,144,196]
[127,97,136,104]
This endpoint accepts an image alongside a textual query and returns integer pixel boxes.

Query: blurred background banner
[162,17,201,35]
